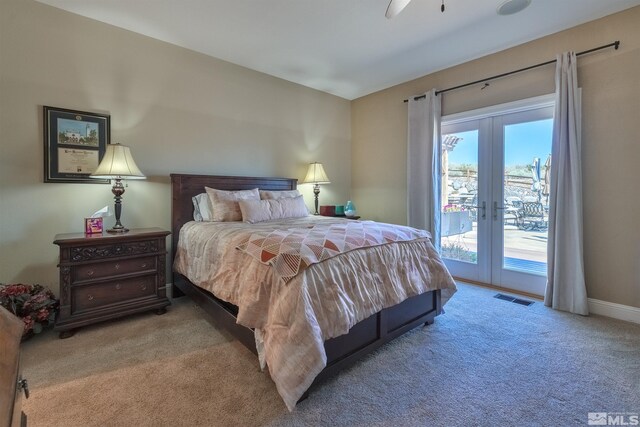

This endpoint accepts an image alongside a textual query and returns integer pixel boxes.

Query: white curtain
[545,52,589,315]
[407,89,442,250]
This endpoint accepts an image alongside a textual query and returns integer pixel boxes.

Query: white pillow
[192,192,214,222]
[259,189,301,200]
[239,195,309,224]
[205,187,260,222]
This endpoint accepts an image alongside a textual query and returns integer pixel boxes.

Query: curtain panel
[407,90,442,251]
[545,51,589,315]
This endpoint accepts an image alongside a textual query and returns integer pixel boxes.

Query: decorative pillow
[259,189,301,200]
[205,187,260,222]
[239,195,309,224]
[192,192,214,222]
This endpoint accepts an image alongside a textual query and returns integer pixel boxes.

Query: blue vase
[345,201,356,217]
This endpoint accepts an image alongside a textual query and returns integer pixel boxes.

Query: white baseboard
[588,298,640,325]
[166,282,174,298]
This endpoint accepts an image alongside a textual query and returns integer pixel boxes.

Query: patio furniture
[504,206,521,226]
[463,194,478,221]
[442,209,473,237]
[508,199,524,227]
[519,202,548,231]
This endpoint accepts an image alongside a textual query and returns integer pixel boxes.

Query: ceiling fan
[385,0,531,19]
[385,0,445,19]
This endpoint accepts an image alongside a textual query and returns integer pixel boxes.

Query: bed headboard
[170,173,298,281]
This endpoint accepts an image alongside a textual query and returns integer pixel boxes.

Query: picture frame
[43,106,110,183]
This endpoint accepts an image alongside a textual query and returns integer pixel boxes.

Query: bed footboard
[174,274,441,388]
[318,289,441,385]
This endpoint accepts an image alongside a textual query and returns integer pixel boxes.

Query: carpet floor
[21,283,640,426]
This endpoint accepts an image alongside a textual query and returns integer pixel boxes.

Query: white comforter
[173,216,456,410]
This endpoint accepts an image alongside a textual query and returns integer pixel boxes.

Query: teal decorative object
[345,201,357,217]
[335,205,345,216]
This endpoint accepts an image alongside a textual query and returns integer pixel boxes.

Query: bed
[170,173,456,410]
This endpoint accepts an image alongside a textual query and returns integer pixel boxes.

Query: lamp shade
[91,143,145,179]
[302,162,330,184]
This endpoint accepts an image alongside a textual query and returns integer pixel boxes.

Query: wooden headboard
[170,173,298,280]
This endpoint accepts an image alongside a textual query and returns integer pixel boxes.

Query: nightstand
[53,228,171,338]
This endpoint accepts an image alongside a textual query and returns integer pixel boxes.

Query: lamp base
[313,184,320,215]
[107,222,129,233]
[108,178,129,234]
[107,227,129,234]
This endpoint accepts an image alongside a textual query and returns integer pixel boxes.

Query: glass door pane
[491,106,553,295]
[503,118,552,274]
[441,129,479,264]
[440,118,491,284]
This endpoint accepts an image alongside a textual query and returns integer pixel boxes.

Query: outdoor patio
[440,135,551,276]
[441,222,548,275]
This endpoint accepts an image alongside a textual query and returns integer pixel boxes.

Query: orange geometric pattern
[236,221,430,283]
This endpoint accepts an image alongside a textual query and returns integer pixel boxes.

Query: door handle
[470,201,486,220]
[493,201,507,220]
[18,377,29,399]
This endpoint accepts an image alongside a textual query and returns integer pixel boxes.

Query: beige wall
[1,0,638,309]
[0,0,351,295]
[352,7,640,307]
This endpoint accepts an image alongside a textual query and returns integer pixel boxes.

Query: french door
[440,96,554,295]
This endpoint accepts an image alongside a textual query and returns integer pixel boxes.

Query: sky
[447,118,552,166]
[58,118,98,135]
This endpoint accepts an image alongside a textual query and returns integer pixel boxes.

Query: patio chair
[503,197,521,226]
[463,193,478,221]
[520,202,548,231]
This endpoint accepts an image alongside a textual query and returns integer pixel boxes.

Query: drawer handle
[87,294,94,301]
[140,263,148,268]
[140,284,147,291]
[87,269,94,277]
[115,283,122,290]
[114,263,120,270]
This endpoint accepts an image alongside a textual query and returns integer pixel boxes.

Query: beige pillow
[205,187,260,222]
[259,189,301,200]
[238,195,309,224]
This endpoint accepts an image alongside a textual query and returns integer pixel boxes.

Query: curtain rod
[403,40,620,102]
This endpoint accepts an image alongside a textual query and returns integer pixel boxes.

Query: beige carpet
[21,283,640,426]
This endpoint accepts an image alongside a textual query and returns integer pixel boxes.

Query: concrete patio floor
[441,223,548,272]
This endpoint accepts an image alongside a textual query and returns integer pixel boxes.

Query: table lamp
[90,143,145,233]
[302,162,330,215]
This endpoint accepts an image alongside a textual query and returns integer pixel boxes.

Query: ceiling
[36,0,640,100]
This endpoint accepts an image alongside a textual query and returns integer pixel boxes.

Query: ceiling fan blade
[385,0,413,19]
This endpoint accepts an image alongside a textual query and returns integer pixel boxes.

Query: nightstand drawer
[69,239,160,262]
[72,275,156,313]
[72,257,156,282]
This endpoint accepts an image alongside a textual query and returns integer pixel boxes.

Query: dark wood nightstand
[53,228,171,338]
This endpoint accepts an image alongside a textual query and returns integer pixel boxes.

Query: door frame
[441,94,554,295]
[490,106,554,295]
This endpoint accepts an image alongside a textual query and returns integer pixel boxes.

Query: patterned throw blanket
[236,220,431,282]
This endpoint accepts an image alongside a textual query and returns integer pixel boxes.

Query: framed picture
[43,106,110,183]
